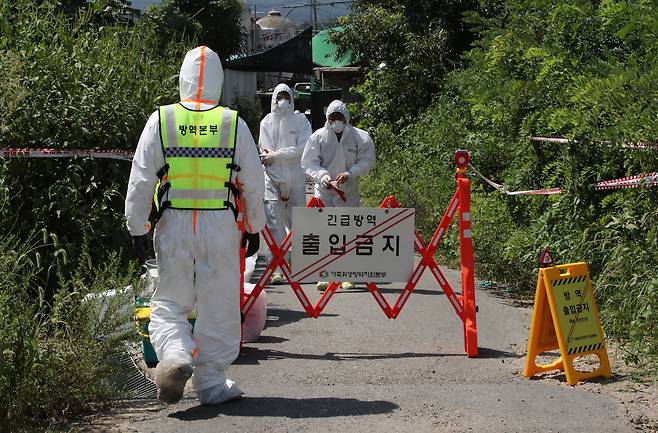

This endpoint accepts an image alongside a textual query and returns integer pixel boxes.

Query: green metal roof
[312,27,354,68]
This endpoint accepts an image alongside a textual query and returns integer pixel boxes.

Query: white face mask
[276,99,289,111]
[330,120,345,134]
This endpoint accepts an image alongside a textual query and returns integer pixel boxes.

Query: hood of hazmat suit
[179,46,223,109]
[301,100,375,207]
[124,46,265,404]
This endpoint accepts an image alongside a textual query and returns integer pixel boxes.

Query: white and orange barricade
[240,150,478,357]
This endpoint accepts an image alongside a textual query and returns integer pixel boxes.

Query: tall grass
[0,231,137,432]
[0,1,193,429]
[0,0,191,290]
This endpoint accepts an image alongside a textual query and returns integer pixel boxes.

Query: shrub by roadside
[0,231,137,432]
[355,0,658,367]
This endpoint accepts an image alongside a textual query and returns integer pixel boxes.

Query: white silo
[256,10,299,50]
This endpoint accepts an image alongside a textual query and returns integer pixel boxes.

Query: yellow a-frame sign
[524,262,611,385]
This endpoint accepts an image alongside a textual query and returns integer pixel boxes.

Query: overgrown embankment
[0,234,136,433]
[0,1,192,430]
[340,0,658,366]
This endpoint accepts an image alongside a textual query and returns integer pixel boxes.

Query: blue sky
[130,0,351,26]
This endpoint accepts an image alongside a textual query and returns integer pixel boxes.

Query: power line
[279,0,354,30]
[280,0,354,8]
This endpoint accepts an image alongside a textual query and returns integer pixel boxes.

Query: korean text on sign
[291,207,415,283]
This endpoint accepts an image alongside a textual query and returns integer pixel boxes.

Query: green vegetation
[1,0,657,429]
[336,0,486,125]
[0,232,136,432]
[0,0,247,428]
[0,0,190,279]
[143,0,244,58]
[341,0,658,366]
[0,0,204,430]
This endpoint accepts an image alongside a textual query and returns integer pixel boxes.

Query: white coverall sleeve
[274,115,312,160]
[235,118,266,234]
[347,131,375,178]
[301,133,329,182]
[258,117,272,152]
[125,111,165,236]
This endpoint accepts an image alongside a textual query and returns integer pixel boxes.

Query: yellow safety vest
[157,103,239,210]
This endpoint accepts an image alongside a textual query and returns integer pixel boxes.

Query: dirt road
[84,262,658,433]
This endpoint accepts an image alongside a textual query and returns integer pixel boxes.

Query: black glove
[241,232,260,257]
[132,234,149,264]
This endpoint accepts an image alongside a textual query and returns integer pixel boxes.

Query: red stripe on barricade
[366,282,393,318]
[458,176,478,357]
[389,190,461,319]
[313,196,411,318]
[379,178,478,357]
[242,197,321,318]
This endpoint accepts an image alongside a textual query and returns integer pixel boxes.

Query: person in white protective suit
[125,46,265,405]
[259,83,312,284]
[301,100,375,291]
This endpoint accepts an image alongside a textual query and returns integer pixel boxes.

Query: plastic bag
[242,283,267,343]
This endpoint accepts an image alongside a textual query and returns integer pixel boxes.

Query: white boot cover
[197,379,243,405]
[155,358,193,404]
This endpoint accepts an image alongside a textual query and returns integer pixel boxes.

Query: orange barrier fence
[240,150,478,357]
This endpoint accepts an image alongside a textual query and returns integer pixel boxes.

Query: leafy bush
[0,1,197,429]
[0,231,137,432]
[588,192,658,363]
[0,0,191,290]
[354,0,658,364]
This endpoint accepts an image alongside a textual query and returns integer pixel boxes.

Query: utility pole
[311,0,318,31]
[253,4,257,53]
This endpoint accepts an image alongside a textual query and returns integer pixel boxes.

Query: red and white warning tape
[595,172,658,190]
[467,163,562,196]
[529,136,658,150]
[0,147,134,161]
[621,142,658,150]
[528,136,574,145]
[1,147,655,194]
[469,163,658,195]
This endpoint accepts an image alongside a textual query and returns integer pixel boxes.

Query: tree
[333,0,489,126]
[144,0,244,59]
[53,0,141,22]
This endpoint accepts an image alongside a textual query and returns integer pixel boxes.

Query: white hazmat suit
[301,100,375,207]
[124,46,265,405]
[259,83,312,264]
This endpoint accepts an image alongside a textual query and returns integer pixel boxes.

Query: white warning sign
[291,207,415,283]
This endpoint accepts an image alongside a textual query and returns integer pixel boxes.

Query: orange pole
[237,210,246,348]
[457,173,478,357]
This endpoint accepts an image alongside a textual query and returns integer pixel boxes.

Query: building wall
[221,70,258,106]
